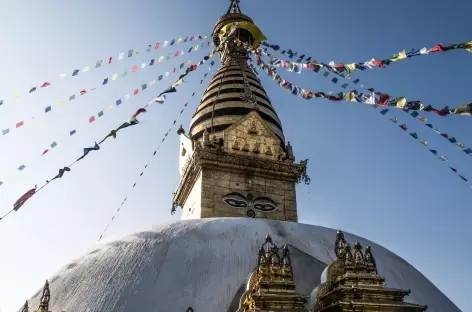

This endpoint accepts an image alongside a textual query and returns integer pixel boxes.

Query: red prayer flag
[109,57,113,64]
[89,116,96,123]
[13,188,36,211]
[174,51,179,57]
[133,89,139,95]
[42,149,49,155]
[132,65,138,72]
[16,121,24,128]
[173,68,176,73]
[379,94,390,106]
[429,44,445,53]
[40,82,51,88]
[80,90,87,95]
[155,42,160,49]
[399,124,408,131]
[334,64,344,72]
[372,60,384,67]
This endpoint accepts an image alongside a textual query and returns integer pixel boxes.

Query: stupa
[21,1,460,311]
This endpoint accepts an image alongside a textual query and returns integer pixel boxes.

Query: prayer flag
[45,106,51,113]
[16,121,24,128]
[40,82,51,88]
[89,116,96,123]
[13,187,36,211]
[116,99,122,106]
[70,130,76,136]
[98,111,104,117]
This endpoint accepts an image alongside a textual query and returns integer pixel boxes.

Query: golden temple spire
[227,0,242,14]
[312,232,428,311]
[237,235,308,311]
[37,280,50,312]
[21,300,29,312]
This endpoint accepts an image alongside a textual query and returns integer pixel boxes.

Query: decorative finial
[265,234,272,243]
[334,230,347,259]
[186,307,194,312]
[38,280,51,311]
[364,245,378,273]
[177,125,185,135]
[227,0,242,14]
[21,300,28,312]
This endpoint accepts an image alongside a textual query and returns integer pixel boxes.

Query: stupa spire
[173,0,310,221]
[227,0,242,14]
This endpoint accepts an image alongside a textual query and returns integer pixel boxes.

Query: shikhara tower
[173,0,309,221]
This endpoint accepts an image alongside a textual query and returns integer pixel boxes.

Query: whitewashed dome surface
[23,218,459,312]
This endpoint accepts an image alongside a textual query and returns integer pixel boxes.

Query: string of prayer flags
[0,106,152,220]
[0,34,210,110]
[258,48,470,117]
[0,59,200,187]
[378,110,471,187]
[255,51,471,118]
[97,60,216,241]
[0,58,218,219]
[0,44,212,139]
[261,39,472,76]
[380,109,472,159]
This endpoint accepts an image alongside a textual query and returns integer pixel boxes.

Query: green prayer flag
[409,133,418,139]
[51,141,57,148]
[98,111,104,117]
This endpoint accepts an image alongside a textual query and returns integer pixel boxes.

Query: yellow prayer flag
[107,105,113,110]
[397,50,407,60]
[158,56,164,62]
[172,78,184,88]
[136,51,140,55]
[346,63,356,71]
[13,92,20,100]
[194,45,199,51]
[112,74,118,81]
[395,97,407,108]
[177,38,183,44]
[83,65,90,72]
[150,80,156,85]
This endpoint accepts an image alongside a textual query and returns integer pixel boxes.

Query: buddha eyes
[253,197,277,212]
[223,193,248,208]
[222,193,277,211]
[223,198,248,208]
[253,203,277,212]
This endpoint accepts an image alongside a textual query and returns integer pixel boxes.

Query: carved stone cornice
[173,148,308,206]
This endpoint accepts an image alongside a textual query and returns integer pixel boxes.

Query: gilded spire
[312,231,428,311]
[227,0,242,14]
[21,300,28,312]
[38,280,50,311]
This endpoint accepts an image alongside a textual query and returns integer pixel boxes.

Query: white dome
[23,218,459,312]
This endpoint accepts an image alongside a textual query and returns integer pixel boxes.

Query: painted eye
[253,197,277,212]
[222,193,248,208]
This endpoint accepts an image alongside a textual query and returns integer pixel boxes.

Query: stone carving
[241,141,250,151]
[232,139,241,150]
[252,142,261,153]
[248,120,258,134]
[265,145,273,156]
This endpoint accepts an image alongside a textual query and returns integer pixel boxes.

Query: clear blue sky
[0,0,471,311]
